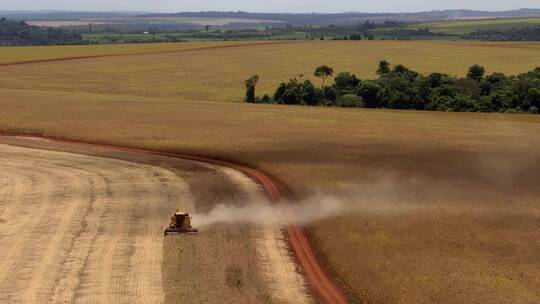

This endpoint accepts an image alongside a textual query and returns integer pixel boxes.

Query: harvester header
[164,210,198,235]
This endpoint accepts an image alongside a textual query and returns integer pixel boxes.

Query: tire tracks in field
[0,41,297,67]
[52,169,105,303]
[0,151,107,302]
[0,135,350,304]
[0,144,194,303]
[20,163,89,303]
[218,167,310,304]
[0,160,64,302]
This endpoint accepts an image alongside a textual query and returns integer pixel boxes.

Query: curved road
[0,135,348,304]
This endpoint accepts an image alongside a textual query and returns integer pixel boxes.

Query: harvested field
[1,40,540,303]
[0,137,310,304]
[0,144,186,303]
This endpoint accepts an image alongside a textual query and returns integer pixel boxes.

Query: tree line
[0,18,82,46]
[245,62,540,114]
[463,26,540,41]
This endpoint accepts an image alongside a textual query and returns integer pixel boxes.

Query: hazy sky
[3,0,539,13]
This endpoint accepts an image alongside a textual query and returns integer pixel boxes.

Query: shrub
[526,88,540,108]
[475,97,492,113]
[490,91,513,112]
[357,81,381,108]
[260,94,274,104]
[429,96,452,111]
[386,91,415,109]
[325,87,338,103]
[302,80,324,106]
[454,78,481,99]
[334,72,360,93]
[335,94,364,107]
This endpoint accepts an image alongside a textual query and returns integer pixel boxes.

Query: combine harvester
[164,210,199,235]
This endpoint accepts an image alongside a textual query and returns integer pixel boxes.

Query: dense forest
[2,15,539,45]
[0,18,81,46]
[463,25,540,41]
[245,62,540,114]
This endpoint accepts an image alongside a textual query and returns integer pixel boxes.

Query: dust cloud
[192,180,418,228]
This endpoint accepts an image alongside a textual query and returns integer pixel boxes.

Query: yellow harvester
[164,210,198,235]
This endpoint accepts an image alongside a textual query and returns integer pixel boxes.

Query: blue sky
[3,0,540,13]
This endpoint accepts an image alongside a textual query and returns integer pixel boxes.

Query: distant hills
[0,11,146,21]
[1,8,539,26]
[406,9,540,20]
[142,9,540,25]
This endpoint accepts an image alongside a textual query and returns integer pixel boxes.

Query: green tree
[386,90,416,109]
[526,87,540,109]
[377,60,391,75]
[261,61,539,114]
[274,76,306,105]
[336,94,364,107]
[274,82,287,103]
[0,18,82,46]
[349,34,362,40]
[450,94,477,112]
[314,65,334,89]
[467,64,486,81]
[333,72,360,93]
[454,78,481,99]
[357,81,381,108]
[490,91,512,112]
[244,75,259,103]
[302,80,323,106]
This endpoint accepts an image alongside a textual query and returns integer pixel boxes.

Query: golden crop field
[0,40,538,103]
[0,40,275,64]
[1,41,539,303]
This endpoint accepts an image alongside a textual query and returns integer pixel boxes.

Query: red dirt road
[2,134,348,304]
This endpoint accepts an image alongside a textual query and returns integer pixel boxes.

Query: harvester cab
[164,210,198,235]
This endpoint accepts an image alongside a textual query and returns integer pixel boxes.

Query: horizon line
[1,7,539,15]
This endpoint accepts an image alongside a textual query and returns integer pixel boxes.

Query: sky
[2,0,539,13]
